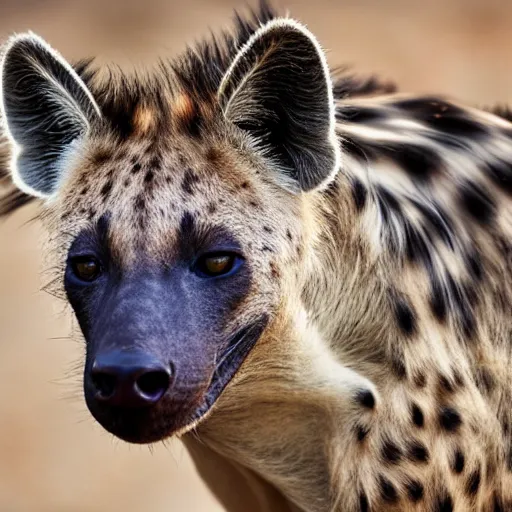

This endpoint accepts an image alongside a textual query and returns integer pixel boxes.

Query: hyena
[1,2,511,511]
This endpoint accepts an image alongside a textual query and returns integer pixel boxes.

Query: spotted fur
[1,2,512,511]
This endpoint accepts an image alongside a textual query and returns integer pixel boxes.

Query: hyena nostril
[90,352,172,407]
[92,372,117,400]
[135,370,170,400]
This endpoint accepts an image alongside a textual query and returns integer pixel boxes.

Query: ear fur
[0,32,101,198]
[218,18,340,192]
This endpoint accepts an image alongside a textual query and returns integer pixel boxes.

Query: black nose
[90,351,172,408]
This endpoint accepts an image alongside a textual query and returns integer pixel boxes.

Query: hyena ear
[0,32,101,198]
[218,18,340,192]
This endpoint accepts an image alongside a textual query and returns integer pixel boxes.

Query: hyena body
[1,4,511,512]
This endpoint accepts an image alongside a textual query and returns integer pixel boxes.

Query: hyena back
[0,3,511,512]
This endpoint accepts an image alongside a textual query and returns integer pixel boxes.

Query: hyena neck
[193,303,377,512]
[300,169,392,373]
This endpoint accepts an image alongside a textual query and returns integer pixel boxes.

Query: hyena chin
[2,2,512,511]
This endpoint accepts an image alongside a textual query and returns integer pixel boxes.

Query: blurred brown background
[0,0,511,511]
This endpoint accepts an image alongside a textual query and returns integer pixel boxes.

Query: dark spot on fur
[262,245,274,252]
[90,148,112,166]
[406,480,424,502]
[439,407,462,432]
[182,101,203,139]
[359,492,369,512]
[501,416,510,438]
[430,275,448,322]
[408,440,429,463]
[263,226,273,233]
[410,199,454,250]
[393,295,417,336]
[249,200,260,209]
[466,250,484,281]
[434,493,454,512]
[286,229,293,241]
[475,367,495,395]
[404,219,431,264]
[131,162,142,173]
[438,374,456,394]
[149,155,161,170]
[240,181,250,189]
[460,305,476,339]
[207,203,217,214]
[356,423,370,442]
[506,446,512,471]
[344,105,386,123]
[453,370,464,387]
[144,170,154,184]
[378,476,398,503]
[135,194,145,211]
[380,143,441,181]
[487,160,512,195]
[381,439,402,464]
[80,187,88,195]
[412,403,424,427]
[354,389,375,409]
[352,178,367,211]
[343,138,368,161]
[123,177,131,187]
[466,468,481,496]
[414,372,427,388]
[377,187,401,225]
[446,274,476,340]
[100,180,113,200]
[180,211,195,233]
[462,281,478,307]
[205,146,222,165]
[391,353,407,380]
[396,97,487,137]
[459,181,496,225]
[493,494,505,512]
[182,168,200,195]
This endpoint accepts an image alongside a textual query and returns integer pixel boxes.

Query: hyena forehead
[57,130,302,264]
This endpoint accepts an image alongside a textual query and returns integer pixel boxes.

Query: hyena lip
[187,314,270,425]
[85,315,269,444]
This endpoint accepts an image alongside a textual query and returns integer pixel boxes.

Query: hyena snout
[89,351,173,408]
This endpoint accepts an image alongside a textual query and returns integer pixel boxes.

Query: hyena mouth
[189,314,270,424]
[85,315,269,444]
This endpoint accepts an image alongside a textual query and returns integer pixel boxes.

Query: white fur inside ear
[218,17,341,192]
[0,31,101,199]
[7,138,49,199]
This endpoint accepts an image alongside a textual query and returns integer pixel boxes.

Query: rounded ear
[218,18,340,192]
[0,32,101,198]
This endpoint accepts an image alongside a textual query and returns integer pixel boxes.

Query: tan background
[0,1,511,511]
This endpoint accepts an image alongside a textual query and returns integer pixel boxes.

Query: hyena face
[0,18,339,443]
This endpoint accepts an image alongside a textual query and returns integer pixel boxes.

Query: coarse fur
[1,2,512,511]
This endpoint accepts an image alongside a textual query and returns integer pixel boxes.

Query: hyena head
[0,14,339,443]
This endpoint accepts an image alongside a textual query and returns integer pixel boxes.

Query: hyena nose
[90,351,172,407]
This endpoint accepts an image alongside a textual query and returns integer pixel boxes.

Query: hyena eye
[70,256,102,282]
[193,253,242,278]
